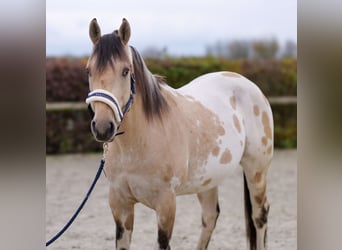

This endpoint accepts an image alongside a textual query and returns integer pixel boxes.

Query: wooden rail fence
[46,96,296,111]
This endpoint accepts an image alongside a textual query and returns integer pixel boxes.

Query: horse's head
[86,18,134,142]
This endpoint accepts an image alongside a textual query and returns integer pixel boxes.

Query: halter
[86,73,136,123]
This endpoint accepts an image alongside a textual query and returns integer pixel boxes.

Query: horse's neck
[115,93,149,147]
[115,85,177,148]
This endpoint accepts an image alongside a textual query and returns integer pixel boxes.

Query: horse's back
[178,71,266,109]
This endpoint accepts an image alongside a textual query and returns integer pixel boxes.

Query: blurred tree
[207,39,283,60]
[142,46,168,59]
[227,40,251,59]
[206,41,229,58]
[282,40,297,58]
[252,38,279,59]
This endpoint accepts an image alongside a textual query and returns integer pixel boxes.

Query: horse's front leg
[154,190,176,250]
[109,187,135,250]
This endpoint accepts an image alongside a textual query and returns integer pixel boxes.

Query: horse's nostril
[91,120,96,131]
[109,121,115,134]
[91,120,115,141]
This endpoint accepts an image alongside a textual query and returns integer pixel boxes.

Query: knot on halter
[85,73,136,124]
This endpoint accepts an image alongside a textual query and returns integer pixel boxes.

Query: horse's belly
[175,169,236,195]
[175,157,241,195]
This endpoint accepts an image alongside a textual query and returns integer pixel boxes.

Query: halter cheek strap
[86,73,136,123]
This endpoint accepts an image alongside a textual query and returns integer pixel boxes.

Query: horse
[85,18,273,250]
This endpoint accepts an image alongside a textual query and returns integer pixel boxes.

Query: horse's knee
[155,192,176,250]
[113,210,134,249]
[158,229,171,250]
[156,217,173,250]
[202,202,220,230]
[115,220,124,242]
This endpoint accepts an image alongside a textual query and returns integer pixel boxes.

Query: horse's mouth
[91,128,116,143]
[93,133,115,143]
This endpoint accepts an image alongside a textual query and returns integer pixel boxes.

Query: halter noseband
[85,73,136,123]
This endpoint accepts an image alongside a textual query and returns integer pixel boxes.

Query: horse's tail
[243,172,257,250]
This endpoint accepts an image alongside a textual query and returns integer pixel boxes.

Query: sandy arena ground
[46,149,296,250]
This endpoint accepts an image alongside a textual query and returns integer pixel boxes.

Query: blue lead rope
[47,74,135,247]
[46,159,105,247]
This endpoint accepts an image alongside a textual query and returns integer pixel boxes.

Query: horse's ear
[89,18,101,44]
[118,18,131,45]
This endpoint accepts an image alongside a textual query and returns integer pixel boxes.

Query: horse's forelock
[91,31,128,72]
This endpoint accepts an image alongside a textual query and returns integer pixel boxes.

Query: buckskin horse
[85,18,273,250]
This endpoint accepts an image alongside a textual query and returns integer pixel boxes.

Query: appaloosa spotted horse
[85,18,273,250]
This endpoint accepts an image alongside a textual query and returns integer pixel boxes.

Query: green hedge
[46,57,296,154]
[145,57,297,96]
[46,57,296,101]
[46,110,102,154]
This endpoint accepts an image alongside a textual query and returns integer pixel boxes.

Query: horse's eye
[85,68,91,76]
[122,68,129,77]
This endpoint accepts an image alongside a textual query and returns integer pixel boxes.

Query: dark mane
[91,31,128,72]
[130,46,169,121]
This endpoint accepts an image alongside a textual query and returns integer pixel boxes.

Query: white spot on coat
[170,176,180,191]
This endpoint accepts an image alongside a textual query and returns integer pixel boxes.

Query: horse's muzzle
[91,120,116,142]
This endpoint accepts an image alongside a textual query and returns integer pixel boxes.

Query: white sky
[46,0,297,57]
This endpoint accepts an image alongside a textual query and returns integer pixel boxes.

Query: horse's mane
[130,46,169,121]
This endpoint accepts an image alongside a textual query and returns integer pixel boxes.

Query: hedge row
[145,57,297,96]
[46,57,296,101]
[46,57,89,102]
[46,57,296,154]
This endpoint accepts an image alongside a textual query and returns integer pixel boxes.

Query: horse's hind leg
[239,96,273,249]
[109,188,135,250]
[154,190,176,250]
[196,187,220,250]
[241,161,270,250]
